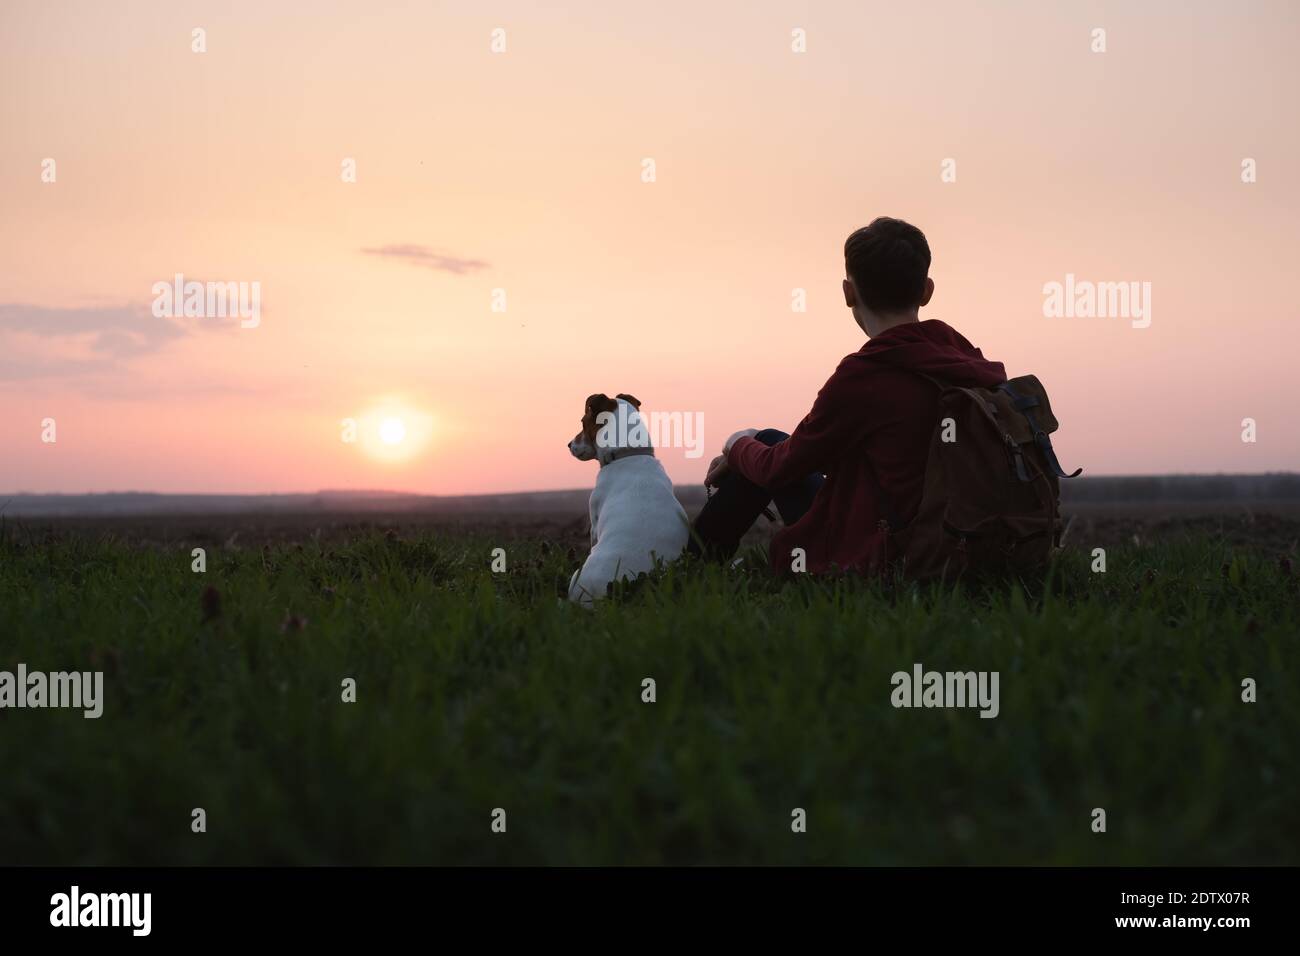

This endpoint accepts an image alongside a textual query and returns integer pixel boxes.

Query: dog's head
[568,393,648,464]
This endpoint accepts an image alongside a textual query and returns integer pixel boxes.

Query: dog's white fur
[567,398,689,606]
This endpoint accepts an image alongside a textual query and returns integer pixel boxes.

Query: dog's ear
[583,393,618,439]
[615,393,641,409]
[585,393,617,416]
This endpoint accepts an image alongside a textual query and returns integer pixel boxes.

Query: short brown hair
[844,217,931,311]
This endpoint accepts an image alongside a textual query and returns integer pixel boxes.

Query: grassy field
[1,518,1297,865]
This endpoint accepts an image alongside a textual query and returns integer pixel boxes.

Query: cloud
[0,351,113,382]
[361,244,489,275]
[0,302,187,360]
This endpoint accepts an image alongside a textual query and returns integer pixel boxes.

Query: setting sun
[354,399,434,464]
[380,418,406,445]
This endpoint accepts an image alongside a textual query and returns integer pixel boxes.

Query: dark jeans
[688,428,825,562]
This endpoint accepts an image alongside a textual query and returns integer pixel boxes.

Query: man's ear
[615,393,641,409]
[919,277,935,307]
[843,278,856,308]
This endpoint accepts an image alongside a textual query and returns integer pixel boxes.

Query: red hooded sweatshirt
[727,319,1007,575]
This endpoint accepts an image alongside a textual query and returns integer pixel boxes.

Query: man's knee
[754,428,789,447]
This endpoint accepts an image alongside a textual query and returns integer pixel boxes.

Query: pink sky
[2,0,1298,495]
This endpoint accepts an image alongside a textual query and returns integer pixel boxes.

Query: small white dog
[567,393,689,606]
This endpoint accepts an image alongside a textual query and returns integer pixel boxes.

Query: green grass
[1,524,1296,865]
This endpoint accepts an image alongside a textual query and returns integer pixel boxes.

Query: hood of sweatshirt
[855,319,1007,387]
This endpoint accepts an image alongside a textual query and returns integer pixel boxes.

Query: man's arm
[727,358,866,489]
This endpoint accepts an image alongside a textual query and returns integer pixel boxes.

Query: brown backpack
[877,374,1080,581]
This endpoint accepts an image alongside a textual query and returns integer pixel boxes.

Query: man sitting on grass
[690,217,1008,574]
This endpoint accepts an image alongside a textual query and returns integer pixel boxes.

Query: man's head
[842,217,935,337]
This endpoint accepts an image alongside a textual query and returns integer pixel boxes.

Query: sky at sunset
[2,0,1298,496]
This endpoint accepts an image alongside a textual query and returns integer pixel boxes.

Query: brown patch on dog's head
[581,393,619,445]
[615,393,641,409]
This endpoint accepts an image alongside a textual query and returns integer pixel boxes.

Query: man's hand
[704,453,730,488]
[723,428,759,453]
[705,429,760,489]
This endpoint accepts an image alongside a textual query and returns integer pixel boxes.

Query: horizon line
[3,471,1299,500]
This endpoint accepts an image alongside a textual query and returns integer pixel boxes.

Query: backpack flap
[984,376,1056,441]
[986,375,1080,479]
